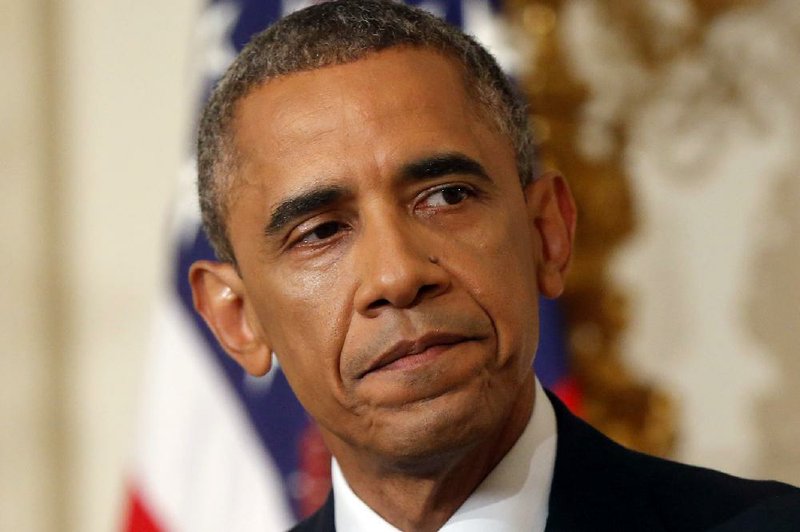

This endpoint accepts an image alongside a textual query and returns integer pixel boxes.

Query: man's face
[208,48,563,463]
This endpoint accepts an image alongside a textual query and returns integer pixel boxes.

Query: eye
[297,220,345,245]
[420,185,474,208]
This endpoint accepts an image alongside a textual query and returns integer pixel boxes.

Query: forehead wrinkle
[234,76,345,154]
[227,93,344,206]
[324,49,477,123]
[340,63,485,185]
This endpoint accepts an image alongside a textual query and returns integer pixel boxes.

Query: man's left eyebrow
[399,153,491,183]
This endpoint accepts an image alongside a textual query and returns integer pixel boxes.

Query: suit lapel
[544,391,666,532]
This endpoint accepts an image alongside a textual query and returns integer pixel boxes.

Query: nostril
[416,284,438,301]
[367,298,391,311]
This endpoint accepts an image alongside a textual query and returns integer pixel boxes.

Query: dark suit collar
[544,390,665,532]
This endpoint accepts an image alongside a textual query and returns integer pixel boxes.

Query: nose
[353,215,450,316]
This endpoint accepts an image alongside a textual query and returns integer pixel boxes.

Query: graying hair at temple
[197,0,534,264]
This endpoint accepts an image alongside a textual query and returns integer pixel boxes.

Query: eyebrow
[399,152,491,184]
[265,185,347,236]
[264,153,491,236]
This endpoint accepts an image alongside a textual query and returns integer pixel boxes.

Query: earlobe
[525,172,577,299]
[188,260,273,376]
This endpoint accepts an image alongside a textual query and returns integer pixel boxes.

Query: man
[188,1,800,530]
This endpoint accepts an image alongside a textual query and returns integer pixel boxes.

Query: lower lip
[372,342,465,374]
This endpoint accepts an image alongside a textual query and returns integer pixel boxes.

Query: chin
[366,386,505,472]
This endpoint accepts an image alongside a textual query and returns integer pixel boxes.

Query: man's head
[197,0,535,264]
[190,1,575,470]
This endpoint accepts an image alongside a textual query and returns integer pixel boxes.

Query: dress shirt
[332,379,557,531]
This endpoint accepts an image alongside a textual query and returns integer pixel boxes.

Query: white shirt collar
[332,379,558,531]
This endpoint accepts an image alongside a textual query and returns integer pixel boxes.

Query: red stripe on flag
[122,486,163,532]
[552,376,583,416]
[298,423,332,518]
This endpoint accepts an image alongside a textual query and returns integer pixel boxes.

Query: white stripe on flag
[133,293,294,532]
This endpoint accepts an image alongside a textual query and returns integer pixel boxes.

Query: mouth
[359,332,479,378]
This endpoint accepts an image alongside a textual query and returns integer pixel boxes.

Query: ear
[524,171,577,299]
[188,260,273,376]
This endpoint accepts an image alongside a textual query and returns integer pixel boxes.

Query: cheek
[260,257,351,337]
[443,213,540,365]
[251,263,354,404]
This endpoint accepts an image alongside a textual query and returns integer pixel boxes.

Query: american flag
[123,1,574,530]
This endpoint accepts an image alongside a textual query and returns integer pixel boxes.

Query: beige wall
[58,1,203,530]
[1,2,58,531]
[1,0,200,531]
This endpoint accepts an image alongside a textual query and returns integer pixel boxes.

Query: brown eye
[422,185,473,207]
[441,186,469,205]
[300,221,342,244]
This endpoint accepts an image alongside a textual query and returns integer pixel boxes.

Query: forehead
[228,47,513,205]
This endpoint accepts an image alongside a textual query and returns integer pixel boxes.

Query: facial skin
[191,47,575,529]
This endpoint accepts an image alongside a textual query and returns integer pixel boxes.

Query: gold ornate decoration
[505,0,688,457]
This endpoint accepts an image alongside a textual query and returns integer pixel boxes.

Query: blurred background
[2,0,798,531]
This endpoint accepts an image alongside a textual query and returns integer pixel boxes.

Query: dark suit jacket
[290,391,800,531]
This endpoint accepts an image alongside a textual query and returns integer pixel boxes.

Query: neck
[329,375,536,532]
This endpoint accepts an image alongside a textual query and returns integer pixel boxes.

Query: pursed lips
[359,332,478,378]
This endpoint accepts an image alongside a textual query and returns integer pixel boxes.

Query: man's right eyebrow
[265,185,347,236]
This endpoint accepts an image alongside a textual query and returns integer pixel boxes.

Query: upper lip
[360,332,474,377]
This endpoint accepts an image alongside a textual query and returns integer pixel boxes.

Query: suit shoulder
[546,390,800,531]
[625,447,800,530]
[630,446,797,498]
[709,490,800,531]
[600,434,800,532]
